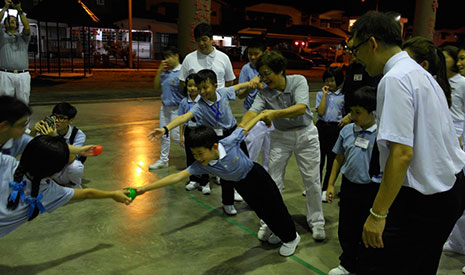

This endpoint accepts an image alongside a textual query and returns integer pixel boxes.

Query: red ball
[93,145,103,156]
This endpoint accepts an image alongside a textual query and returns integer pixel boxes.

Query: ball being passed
[126,188,137,200]
[92,145,103,156]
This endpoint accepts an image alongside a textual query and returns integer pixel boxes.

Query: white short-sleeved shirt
[449,73,465,137]
[62,125,86,146]
[178,48,236,89]
[376,51,465,195]
[0,134,32,157]
[0,153,74,237]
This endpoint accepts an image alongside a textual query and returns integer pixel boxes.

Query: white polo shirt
[178,48,236,89]
[376,51,465,195]
[449,73,465,137]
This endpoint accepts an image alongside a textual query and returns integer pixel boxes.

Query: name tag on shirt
[354,136,370,149]
[214,128,224,136]
[353,74,363,81]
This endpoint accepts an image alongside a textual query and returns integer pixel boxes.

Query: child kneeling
[136,124,300,256]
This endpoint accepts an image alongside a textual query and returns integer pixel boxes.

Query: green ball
[126,188,137,200]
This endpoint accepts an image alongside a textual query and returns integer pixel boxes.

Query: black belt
[0,69,28,74]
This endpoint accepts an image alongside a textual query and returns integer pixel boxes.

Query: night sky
[230,0,463,29]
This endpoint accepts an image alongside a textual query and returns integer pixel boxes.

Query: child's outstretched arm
[135,170,192,195]
[71,189,132,205]
[242,112,265,135]
[148,112,194,141]
[326,154,344,203]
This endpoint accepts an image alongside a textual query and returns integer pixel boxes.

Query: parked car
[279,50,314,69]
[300,51,331,67]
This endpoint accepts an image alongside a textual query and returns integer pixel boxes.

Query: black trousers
[316,120,340,191]
[357,171,465,275]
[338,176,379,273]
[219,126,249,205]
[184,126,209,186]
[234,163,297,242]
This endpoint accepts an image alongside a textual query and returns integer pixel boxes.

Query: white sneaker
[312,225,326,241]
[185,181,200,191]
[149,160,168,170]
[279,233,300,257]
[223,205,237,215]
[328,265,352,275]
[234,189,243,202]
[322,190,328,202]
[302,190,306,196]
[462,266,465,274]
[257,224,272,241]
[214,176,221,185]
[201,183,211,195]
[268,233,282,244]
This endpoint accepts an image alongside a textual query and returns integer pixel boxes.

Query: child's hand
[338,114,352,128]
[134,187,146,196]
[322,85,330,94]
[326,185,335,204]
[147,128,165,141]
[260,110,276,125]
[35,120,57,136]
[78,145,97,156]
[112,190,132,205]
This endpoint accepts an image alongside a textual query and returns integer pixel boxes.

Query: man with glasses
[351,12,465,274]
[240,50,326,242]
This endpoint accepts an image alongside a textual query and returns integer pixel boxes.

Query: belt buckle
[13,70,18,74]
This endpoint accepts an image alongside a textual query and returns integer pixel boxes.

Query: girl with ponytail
[0,135,132,237]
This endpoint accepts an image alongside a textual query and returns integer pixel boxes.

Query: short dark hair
[162,46,179,59]
[194,23,213,40]
[195,69,217,86]
[0,96,32,124]
[52,102,77,119]
[345,86,377,113]
[247,39,266,53]
[256,50,287,75]
[188,125,219,149]
[351,11,403,48]
[323,67,344,87]
[441,45,459,73]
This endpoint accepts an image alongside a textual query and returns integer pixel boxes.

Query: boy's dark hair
[0,96,32,124]
[188,125,219,149]
[345,86,377,113]
[351,11,403,48]
[247,39,266,53]
[7,135,69,221]
[323,67,344,87]
[402,37,452,107]
[194,23,213,40]
[256,50,287,75]
[162,46,179,60]
[195,69,217,86]
[441,45,459,73]
[52,102,77,119]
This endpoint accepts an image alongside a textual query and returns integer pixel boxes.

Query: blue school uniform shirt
[0,153,74,237]
[161,64,184,107]
[190,87,237,130]
[315,89,344,122]
[178,95,201,127]
[332,123,377,184]
[187,128,254,182]
[0,134,33,158]
[239,62,260,112]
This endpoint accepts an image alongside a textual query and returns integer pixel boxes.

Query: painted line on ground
[186,193,326,275]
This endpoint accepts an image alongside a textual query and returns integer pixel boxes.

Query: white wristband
[370,208,387,219]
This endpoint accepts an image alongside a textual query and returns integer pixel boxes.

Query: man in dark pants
[351,11,465,275]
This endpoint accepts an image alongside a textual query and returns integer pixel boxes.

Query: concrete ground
[1,71,464,274]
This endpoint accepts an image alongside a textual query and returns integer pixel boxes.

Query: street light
[128,0,133,68]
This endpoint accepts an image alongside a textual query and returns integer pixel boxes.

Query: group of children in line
[3,17,465,274]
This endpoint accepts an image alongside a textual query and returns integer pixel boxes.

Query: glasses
[259,70,273,79]
[347,37,371,57]
[52,115,69,121]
